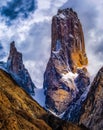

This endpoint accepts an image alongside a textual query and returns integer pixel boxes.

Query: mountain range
[0,8,103,130]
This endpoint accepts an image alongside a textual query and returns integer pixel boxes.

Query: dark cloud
[0,0,102,87]
[0,0,36,21]
[95,41,103,59]
[96,45,103,54]
[0,43,6,60]
[0,43,3,50]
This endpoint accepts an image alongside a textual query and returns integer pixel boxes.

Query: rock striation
[7,41,35,95]
[80,67,103,130]
[43,8,90,118]
[0,69,88,130]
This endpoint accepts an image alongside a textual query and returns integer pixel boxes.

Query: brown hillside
[0,69,88,130]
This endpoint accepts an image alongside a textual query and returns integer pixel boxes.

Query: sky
[0,0,103,88]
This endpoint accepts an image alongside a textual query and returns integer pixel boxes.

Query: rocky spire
[7,41,35,95]
[43,8,90,116]
[51,8,88,72]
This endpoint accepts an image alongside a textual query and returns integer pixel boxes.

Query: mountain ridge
[0,7,103,130]
[0,68,88,130]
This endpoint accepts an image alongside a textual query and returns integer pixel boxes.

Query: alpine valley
[0,8,103,130]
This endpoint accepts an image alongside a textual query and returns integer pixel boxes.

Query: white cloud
[37,0,51,10]
[0,0,103,88]
[0,0,68,88]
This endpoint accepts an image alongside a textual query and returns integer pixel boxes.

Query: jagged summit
[56,8,78,20]
[7,41,23,73]
[43,8,90,117]
[51,8,88,72]
[7,41,35,94]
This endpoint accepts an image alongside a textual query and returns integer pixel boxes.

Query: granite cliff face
[51,8,88,72]
[43,8,90,117]
[0,69,88,130]
[80,67,103,130]
[7,41,35,94]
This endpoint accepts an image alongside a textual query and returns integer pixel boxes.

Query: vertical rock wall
[44,8,89,116]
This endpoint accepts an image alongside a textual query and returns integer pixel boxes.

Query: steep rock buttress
[7,41,35,94]
[80,67,103,130]
[43,8,90,119]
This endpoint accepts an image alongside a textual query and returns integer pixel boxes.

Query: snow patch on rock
[61,72,78,91]
[69,34,74,38]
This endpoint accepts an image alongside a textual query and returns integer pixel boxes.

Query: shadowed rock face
[80,67,103,130]
[0,69,88,130]
[7,41,35,94]
[44,8,89,116]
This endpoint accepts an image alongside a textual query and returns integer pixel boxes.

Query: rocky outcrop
[7,41,35,94]
[0,69,88,130]
[80,67,103,130]
[44,8,90,117]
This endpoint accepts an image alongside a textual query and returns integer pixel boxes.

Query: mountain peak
[7,42,35,94]
[7,41,23,73]
[10,41,17,52]
[51,8,88,72]
[10,40,15,46]
[57,8,78,18]
[43,9,90,117]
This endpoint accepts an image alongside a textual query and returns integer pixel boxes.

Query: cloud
[0,43,6,60]
[0,0,36,21]
[0,0,12,7]
[0,0,103,88]
[0,0,68,88]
